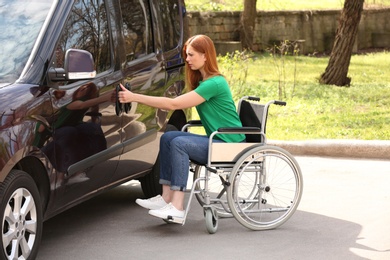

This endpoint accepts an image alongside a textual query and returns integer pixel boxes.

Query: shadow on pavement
[37,182,384,260]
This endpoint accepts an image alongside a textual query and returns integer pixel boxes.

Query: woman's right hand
[118,83,133,104]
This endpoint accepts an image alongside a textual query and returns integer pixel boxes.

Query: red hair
[182,35,221,91]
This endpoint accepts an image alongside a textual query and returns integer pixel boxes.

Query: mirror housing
[48,49,96,82]
[65,49,96,80]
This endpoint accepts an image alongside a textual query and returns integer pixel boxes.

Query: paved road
[36,156,390,260]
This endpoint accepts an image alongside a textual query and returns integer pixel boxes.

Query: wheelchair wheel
[204,208,218,234]
[193,165,231,217]
[227,145,303,230]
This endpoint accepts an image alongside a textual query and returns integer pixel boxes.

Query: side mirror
[48,49,96,82]
[64,49,96,80]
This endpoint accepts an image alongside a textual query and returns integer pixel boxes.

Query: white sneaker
[135,195,167,210]
[148,203,185,224]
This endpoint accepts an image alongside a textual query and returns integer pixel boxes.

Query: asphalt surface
[36,154,390,260]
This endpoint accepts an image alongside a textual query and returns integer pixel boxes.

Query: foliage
[217,50,252,97]
[185,0,390,11]
[266,40,301,100]
[186,1,236,11]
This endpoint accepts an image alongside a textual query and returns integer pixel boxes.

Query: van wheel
[0,170,43,260]
[140,124,178,198]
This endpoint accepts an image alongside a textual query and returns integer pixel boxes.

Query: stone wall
[187,8,390,54]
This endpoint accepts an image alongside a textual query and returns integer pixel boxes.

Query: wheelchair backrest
[238,100,267,143]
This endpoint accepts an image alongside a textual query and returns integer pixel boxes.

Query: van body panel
[0,1,187,257]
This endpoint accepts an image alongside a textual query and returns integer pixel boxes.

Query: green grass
[213,51,390,141]
[185,0,390,11]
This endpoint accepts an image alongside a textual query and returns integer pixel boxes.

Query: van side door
[44,0,122,208]
[113,0,168,180]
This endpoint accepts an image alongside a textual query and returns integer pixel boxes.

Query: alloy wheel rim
[2,188,37,259]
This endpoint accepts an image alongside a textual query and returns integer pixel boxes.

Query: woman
[118,34,245,223]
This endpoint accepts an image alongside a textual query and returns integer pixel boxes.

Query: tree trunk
[240,0,257,50]
[319,0,364,87]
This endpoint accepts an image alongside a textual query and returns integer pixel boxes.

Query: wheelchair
[169,96,303,234]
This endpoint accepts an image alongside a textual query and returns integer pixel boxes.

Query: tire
[205,208,218,234]
[193,165,231,218]
[0,170,43,260]
[140,124,178,198]
[227,145,303,231]
[140,155,162,198]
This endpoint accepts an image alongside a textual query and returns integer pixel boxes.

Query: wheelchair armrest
[187,120,202,126]
[217,127,261,133]
[181,120,203,131]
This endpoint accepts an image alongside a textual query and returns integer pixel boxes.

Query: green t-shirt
[194,76,245,143]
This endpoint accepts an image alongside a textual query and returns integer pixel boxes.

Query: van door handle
[115,83,132,116]
[115,84,123,116]
[123,83,131,114]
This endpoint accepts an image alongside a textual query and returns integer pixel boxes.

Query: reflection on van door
[41,0,122,206]
[114,0,166,180]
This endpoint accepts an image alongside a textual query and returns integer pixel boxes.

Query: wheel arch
[167,109,189,131]
[13,155,51,215]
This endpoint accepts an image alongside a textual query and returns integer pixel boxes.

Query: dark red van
[0,0,188,258]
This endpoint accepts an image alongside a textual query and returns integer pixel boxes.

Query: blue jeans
[159,131,223,191]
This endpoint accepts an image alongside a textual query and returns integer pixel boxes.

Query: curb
[268,139,390,160]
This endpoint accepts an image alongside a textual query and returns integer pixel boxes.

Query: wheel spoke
[2,229,16,250]
[19,235,32,258]
[12,189,24,215]
[8,240,19,260]
[3,202,17,226]
[25,220,37,234]
[21,193,35,217]
[3,196,18,248]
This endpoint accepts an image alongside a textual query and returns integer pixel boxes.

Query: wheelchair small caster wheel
[205,208,218,234]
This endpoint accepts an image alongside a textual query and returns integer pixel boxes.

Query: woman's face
[185,45,206,71]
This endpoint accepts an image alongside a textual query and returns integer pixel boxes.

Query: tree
[319,0,364,86]
[240,0,257,50]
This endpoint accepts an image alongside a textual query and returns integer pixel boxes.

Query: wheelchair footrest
[164,215,185,225]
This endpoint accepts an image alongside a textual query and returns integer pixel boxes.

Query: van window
[55,0,111,74]
[159,0,181,51]
[120,0,153,62]
[0,1,54,83]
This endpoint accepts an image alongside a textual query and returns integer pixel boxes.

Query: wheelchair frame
[168,96,303,234]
